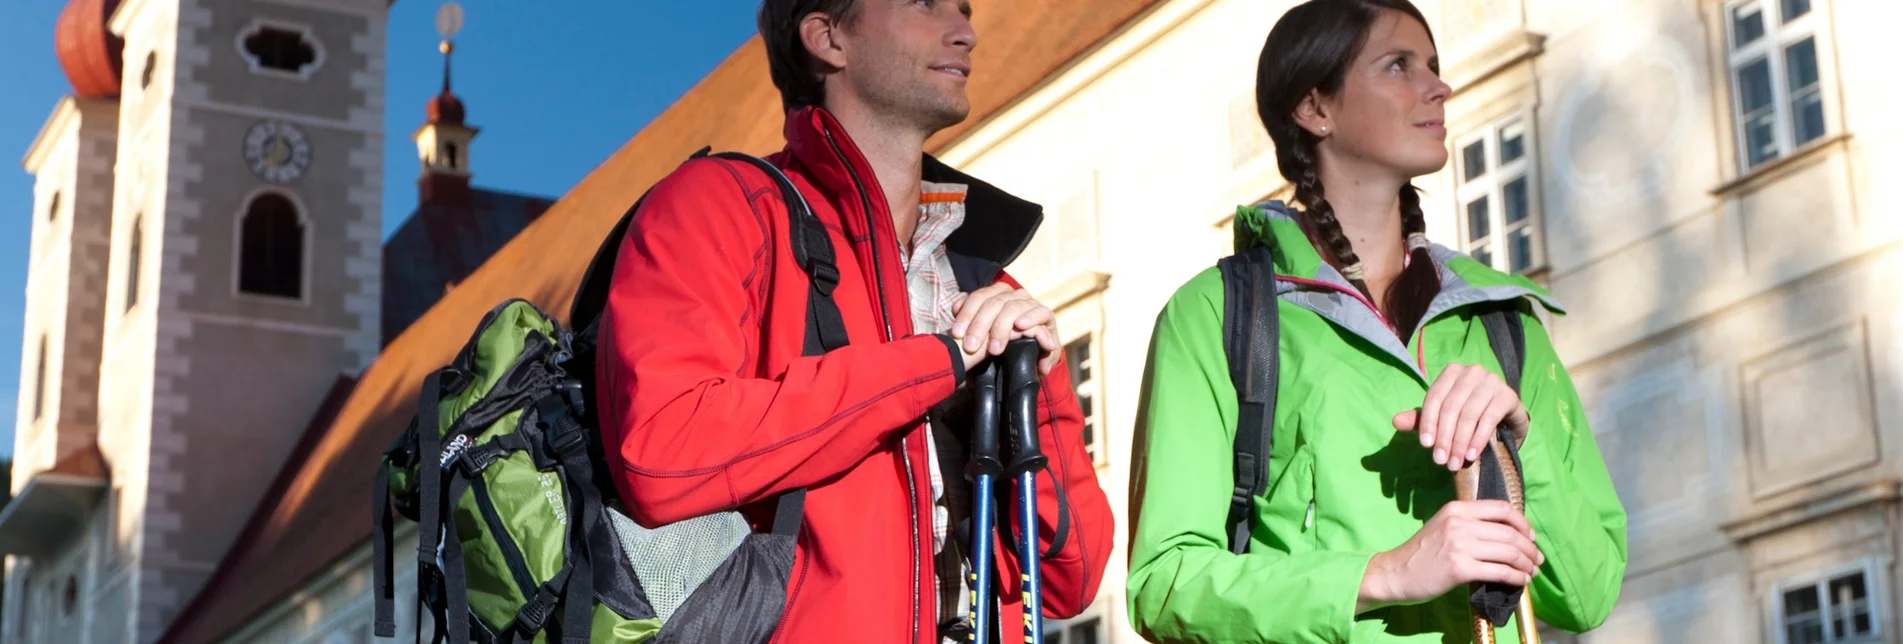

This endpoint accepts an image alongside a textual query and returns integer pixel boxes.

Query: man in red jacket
[593,0,1114,642]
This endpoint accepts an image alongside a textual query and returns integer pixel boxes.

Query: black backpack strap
[372,461,396,636]
[413,369,448,600]
[564,149,848,539]
[710,152,849,537]
[1218,246,1279,555]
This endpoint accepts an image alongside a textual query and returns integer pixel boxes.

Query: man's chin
[922,103,971,133]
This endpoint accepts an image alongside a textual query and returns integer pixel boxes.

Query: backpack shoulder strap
[707,152,848,537]
[1217,246,1279,555]
[565,148,843,538]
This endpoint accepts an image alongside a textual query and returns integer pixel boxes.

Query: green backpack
[372,150,848,643]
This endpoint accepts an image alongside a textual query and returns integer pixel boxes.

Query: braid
[1385,184,1443,335]
[1290,138,1372,298]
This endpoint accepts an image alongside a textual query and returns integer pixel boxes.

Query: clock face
[242,119,312,184]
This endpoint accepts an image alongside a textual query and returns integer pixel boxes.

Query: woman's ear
[1294,89,1332,138]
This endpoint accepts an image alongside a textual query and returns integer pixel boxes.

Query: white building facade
[937,0,1903,642]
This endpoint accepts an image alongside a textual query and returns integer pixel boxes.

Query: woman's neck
[1317,158,1407,294]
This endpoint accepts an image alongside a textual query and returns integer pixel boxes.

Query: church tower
[0,0,387,640]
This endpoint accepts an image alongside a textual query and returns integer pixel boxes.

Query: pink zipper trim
[1274,275,1392,329]
[1275,274,1435,375]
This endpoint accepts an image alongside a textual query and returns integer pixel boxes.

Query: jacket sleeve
[596,158,964,528]
[1126,270,1377,644]
[1514,311,1629,633]
[986,272,1115,620]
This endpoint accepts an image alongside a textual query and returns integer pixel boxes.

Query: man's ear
[799,11,849,72]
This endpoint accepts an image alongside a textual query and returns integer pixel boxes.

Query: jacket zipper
[822,125,922,643]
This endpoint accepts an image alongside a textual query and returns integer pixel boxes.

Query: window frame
[232,188,313,305]
[1769,559,1887,644]
[1452,111,1545,275]
[1063,332,1108,468]
[1041,610,1107,644]
[1721,0,1832,172]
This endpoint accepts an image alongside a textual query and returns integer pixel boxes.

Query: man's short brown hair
[757,0,864,111]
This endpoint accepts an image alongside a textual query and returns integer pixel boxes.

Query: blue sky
[0,1,764,456]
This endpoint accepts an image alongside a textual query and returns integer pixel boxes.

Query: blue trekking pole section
[1002,339,1046,643]
[965,360,1003,644]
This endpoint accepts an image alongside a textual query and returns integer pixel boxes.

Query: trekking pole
[1453,436,1540,644]
[1001,339,1047,643]
[965,360,1003,644]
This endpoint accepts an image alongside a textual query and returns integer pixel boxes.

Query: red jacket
[595,106,1114,643]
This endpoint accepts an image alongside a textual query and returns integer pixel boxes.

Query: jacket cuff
[932,334,967,388]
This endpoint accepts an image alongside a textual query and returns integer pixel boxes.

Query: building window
[125,215,142,313]
[443,142,460,170]
[32,335,47,422]
[1065,334,1105,467]
[1043,614,1104,644]
[1776,565,1880,644]
[60,576,76,616]
[1454,115,1542,275]
[1725,0,1828,170]
[47,191,60,223]
[238,193,305,299]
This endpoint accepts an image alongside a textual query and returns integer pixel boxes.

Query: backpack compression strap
[1218,246,1279,555]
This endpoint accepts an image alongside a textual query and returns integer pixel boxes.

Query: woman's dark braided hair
[1256,0,1442,336]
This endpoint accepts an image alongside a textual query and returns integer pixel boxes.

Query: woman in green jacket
[1125,1,1628,642]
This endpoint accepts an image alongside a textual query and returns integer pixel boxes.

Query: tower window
[240,24,318,76]
[238,193,305,299]
[140,52,156,90]
[47,191,60,223]
[125,215,142,313]
[444,142,460,170]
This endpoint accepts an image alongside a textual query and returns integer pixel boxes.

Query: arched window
[238,193,304,299]
[443,142,460,170]
[125,215,142,312]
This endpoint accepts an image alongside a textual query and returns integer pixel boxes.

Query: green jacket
[1126,203,1627,643]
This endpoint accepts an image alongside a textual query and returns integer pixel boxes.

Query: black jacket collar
[922,155,1045,292]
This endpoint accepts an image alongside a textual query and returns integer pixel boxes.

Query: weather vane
[436,2,464,93]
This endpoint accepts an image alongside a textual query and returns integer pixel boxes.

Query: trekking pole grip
[1002,339,1046,477]
[968,362,1004,480]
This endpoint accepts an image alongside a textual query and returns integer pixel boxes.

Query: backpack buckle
[808,261,840,296]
